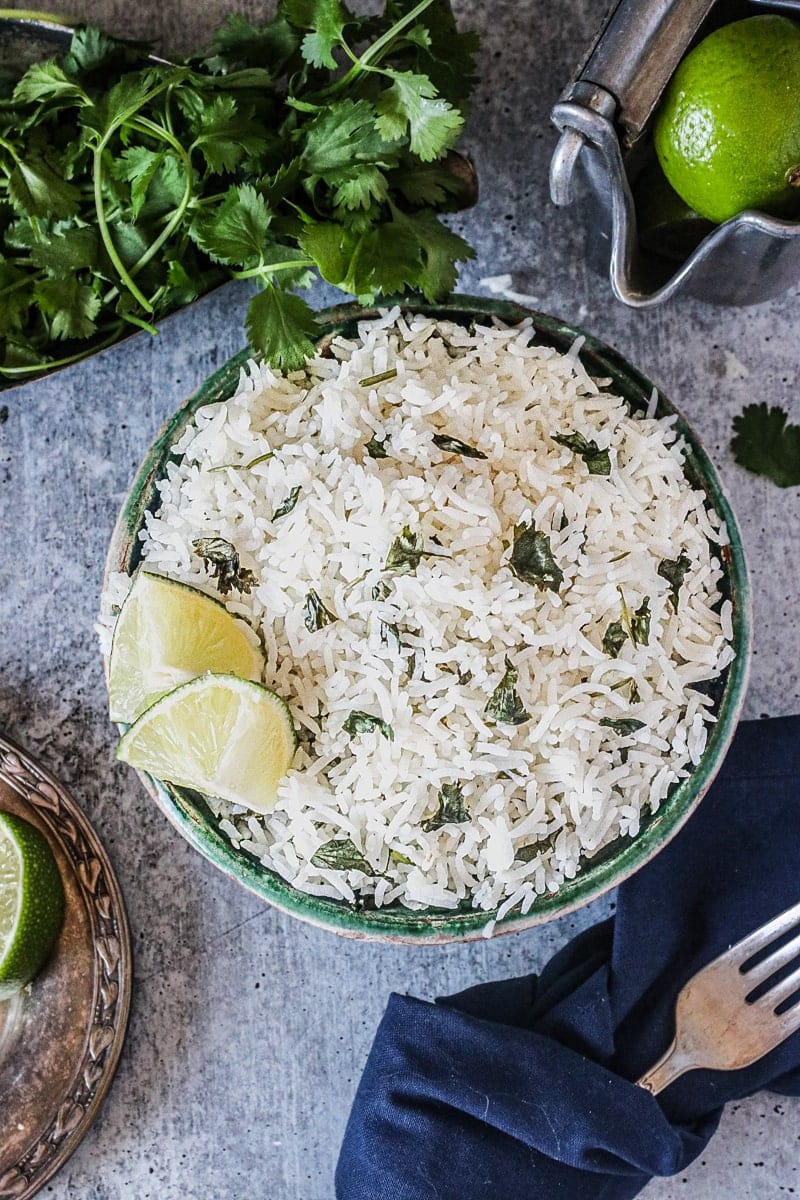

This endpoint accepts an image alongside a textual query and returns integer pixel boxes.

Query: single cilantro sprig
[731,403,800,488]
[0,2,478,382]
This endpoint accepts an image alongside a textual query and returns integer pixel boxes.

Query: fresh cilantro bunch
[0,0,478,380]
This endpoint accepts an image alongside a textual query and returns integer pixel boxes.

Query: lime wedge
[108,571,264,724]
[116,674,297,814]
[0,812,65,1001]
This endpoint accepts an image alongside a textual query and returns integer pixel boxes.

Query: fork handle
[636,1039,697,1095]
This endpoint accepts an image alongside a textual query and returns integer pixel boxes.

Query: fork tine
[777,996,800,1040]
[759,961,800,1012]
[730,899,800,963]
[743,927,800,988]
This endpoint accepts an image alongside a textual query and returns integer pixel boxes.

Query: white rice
[100,310,734,915]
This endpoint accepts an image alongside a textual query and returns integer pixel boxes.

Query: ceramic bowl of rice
[101,297,750,942]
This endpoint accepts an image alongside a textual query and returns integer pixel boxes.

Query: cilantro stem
[232,258,314,280]
[93,148,153,313]
[617,586,634,642]
[0,275,34,299]
[325,0,437,94]
[0,323,123,377]
[119,310,160,335]
[126,117,194,276]
[90,76,179,314]
[0,137,21,165]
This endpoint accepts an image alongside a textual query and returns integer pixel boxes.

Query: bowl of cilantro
[0,4,479,391]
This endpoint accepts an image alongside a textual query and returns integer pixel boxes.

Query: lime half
[0,811,65,1001]
[116,674,297,814]
[108,571,264,724]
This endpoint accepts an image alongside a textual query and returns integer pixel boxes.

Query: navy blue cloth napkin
[336,716,800,1199]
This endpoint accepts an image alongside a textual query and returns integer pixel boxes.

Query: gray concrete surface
[1,1,799,1197]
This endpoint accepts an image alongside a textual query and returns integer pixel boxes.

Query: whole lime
[654,16,800,224]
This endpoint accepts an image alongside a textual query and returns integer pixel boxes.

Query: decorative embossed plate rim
[0,732,132,1200]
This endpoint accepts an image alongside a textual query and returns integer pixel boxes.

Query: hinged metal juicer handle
[550,0,714,205]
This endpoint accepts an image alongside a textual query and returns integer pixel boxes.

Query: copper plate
[0,733,132,1199]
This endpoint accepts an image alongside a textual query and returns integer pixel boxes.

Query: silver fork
[637,899,800,1094]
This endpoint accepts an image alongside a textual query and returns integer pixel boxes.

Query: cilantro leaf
[0,261,32,335]
[300,220,406,298]
[257,160,303,208]
[302,100,394,175]
[552,430,611,476]
[136,155,186,222]
[391,160,466,208]
[28,225,99,274]
[406,0,479,107]
[342,711,394,741]
[330,165,390,213]
[282,0,346,69]
[34,276,101,340]
[388,207,474,300]
[630,597,650,647]
[731,403,800,488]
[161,254,221,308]
[191,184,271,265]
[8,157,81,219]
[106,220,149,273]
[383,525,442,574]
[1,336,50,369]
[356,221,422,296]
[298,221,358,290]
[657,553,691,611]
[602,621,627,658]
[311,837,373,874]
[187,95,268,174]
[246,285,318,371]
[82,68,174,139]
[376,72,463,162]
[422,782,469,832]
[112,146,166,220]
[599,717,646,736]
[13,61,88,108]
[163,259,201,306]
[432,432,486,459]
[303,587,336,631]
[485,657,530,725]
[273,485,301,519]
[192,537,257,594]
[384,526,424,574]
[509,522,564,593]
[63,25,147,75]
[205,13,299,72]
[300,211,467,301]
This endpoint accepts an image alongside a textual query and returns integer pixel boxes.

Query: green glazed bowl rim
[104,295,751,943]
